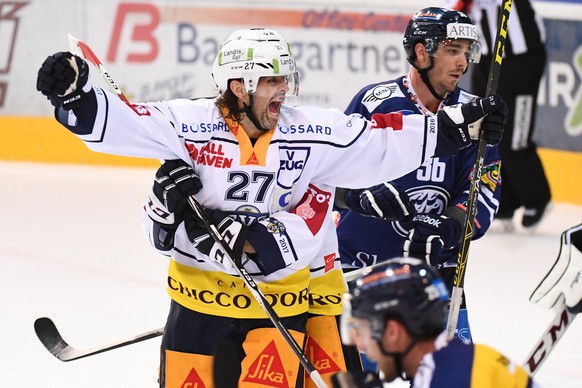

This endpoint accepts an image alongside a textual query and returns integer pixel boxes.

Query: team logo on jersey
[277,146,310,188]
[469,160,502,192]
[243,341,289,387]
[265,218,286,235]
[392,185,450,237]
[292,184,331,236]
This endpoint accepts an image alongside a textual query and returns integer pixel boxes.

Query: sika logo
[243,341,288,387]
[0,1,29,108]
[180,367,206,388]
[304,336,341,379]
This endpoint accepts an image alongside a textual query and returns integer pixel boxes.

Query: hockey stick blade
[523,301,577,375]
[34,317,163,362]
[523,224,582,375]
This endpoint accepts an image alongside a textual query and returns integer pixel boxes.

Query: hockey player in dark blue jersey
[332,258,536,388]
[335,7,506,344]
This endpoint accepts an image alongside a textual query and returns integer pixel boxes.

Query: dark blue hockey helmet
[403,7,481,64]
[349,257,449,339]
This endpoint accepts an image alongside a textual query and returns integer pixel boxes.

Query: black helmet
[403,7,481,65]
[350,257,449,339]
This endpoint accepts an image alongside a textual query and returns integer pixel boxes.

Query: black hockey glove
[436,95,506,154]
[344,182,415,222]
[185,208,249,272]
[146,159,202,231]
[480,98,508,145]
[36,52,92,110]
[402,213,462,267]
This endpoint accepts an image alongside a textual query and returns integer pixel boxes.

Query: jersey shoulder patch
[361,83,405,113]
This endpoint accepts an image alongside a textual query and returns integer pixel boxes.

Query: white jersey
[304,183,346,316]
[63,86,443,319]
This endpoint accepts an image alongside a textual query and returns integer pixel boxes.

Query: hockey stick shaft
[35,36,159,363]
[187,197,327,387]
[64,35,326,387]
[34,317,163,362]
[446,0,513,340]
[68,35,130,105]
[522,305,576,376]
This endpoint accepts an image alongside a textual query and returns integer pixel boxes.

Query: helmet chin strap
[242,95,270,132]
[411,57,447,101]
[377,336,417,381]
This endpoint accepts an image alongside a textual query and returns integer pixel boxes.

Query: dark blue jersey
[412,333,534,388]
[337,75,502,269]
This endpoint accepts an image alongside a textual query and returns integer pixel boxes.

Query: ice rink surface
[1,161,581,387]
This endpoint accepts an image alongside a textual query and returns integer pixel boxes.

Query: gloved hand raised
[36,52,92,110]
[344,182,415,222]
[437,95,507,153]
[146,160,203,230]
[402,213,462,266]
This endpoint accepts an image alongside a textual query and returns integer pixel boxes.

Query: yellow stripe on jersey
[167,260,311,318]
[308,269,346,315]
[471,344,531,387]
[221,107,275,166]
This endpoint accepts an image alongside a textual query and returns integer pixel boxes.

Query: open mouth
[269,101,283,114]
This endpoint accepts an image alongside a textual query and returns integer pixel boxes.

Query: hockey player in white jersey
[36,27,506,387]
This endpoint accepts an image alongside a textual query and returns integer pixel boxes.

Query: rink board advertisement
[0,1,415,115]
[536,17,582,150]
[0,0,581,202]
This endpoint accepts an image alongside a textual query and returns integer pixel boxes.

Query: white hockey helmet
[212,28,299,96]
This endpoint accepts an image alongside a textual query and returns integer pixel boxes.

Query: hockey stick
[522,301,576,376]
[187,197,327,387]
[446,0,513,339]
[68,35,130,105]
[56,35,327,387]
[522,223,582,375]
[34,317,163,362]
[33,35,165,362]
